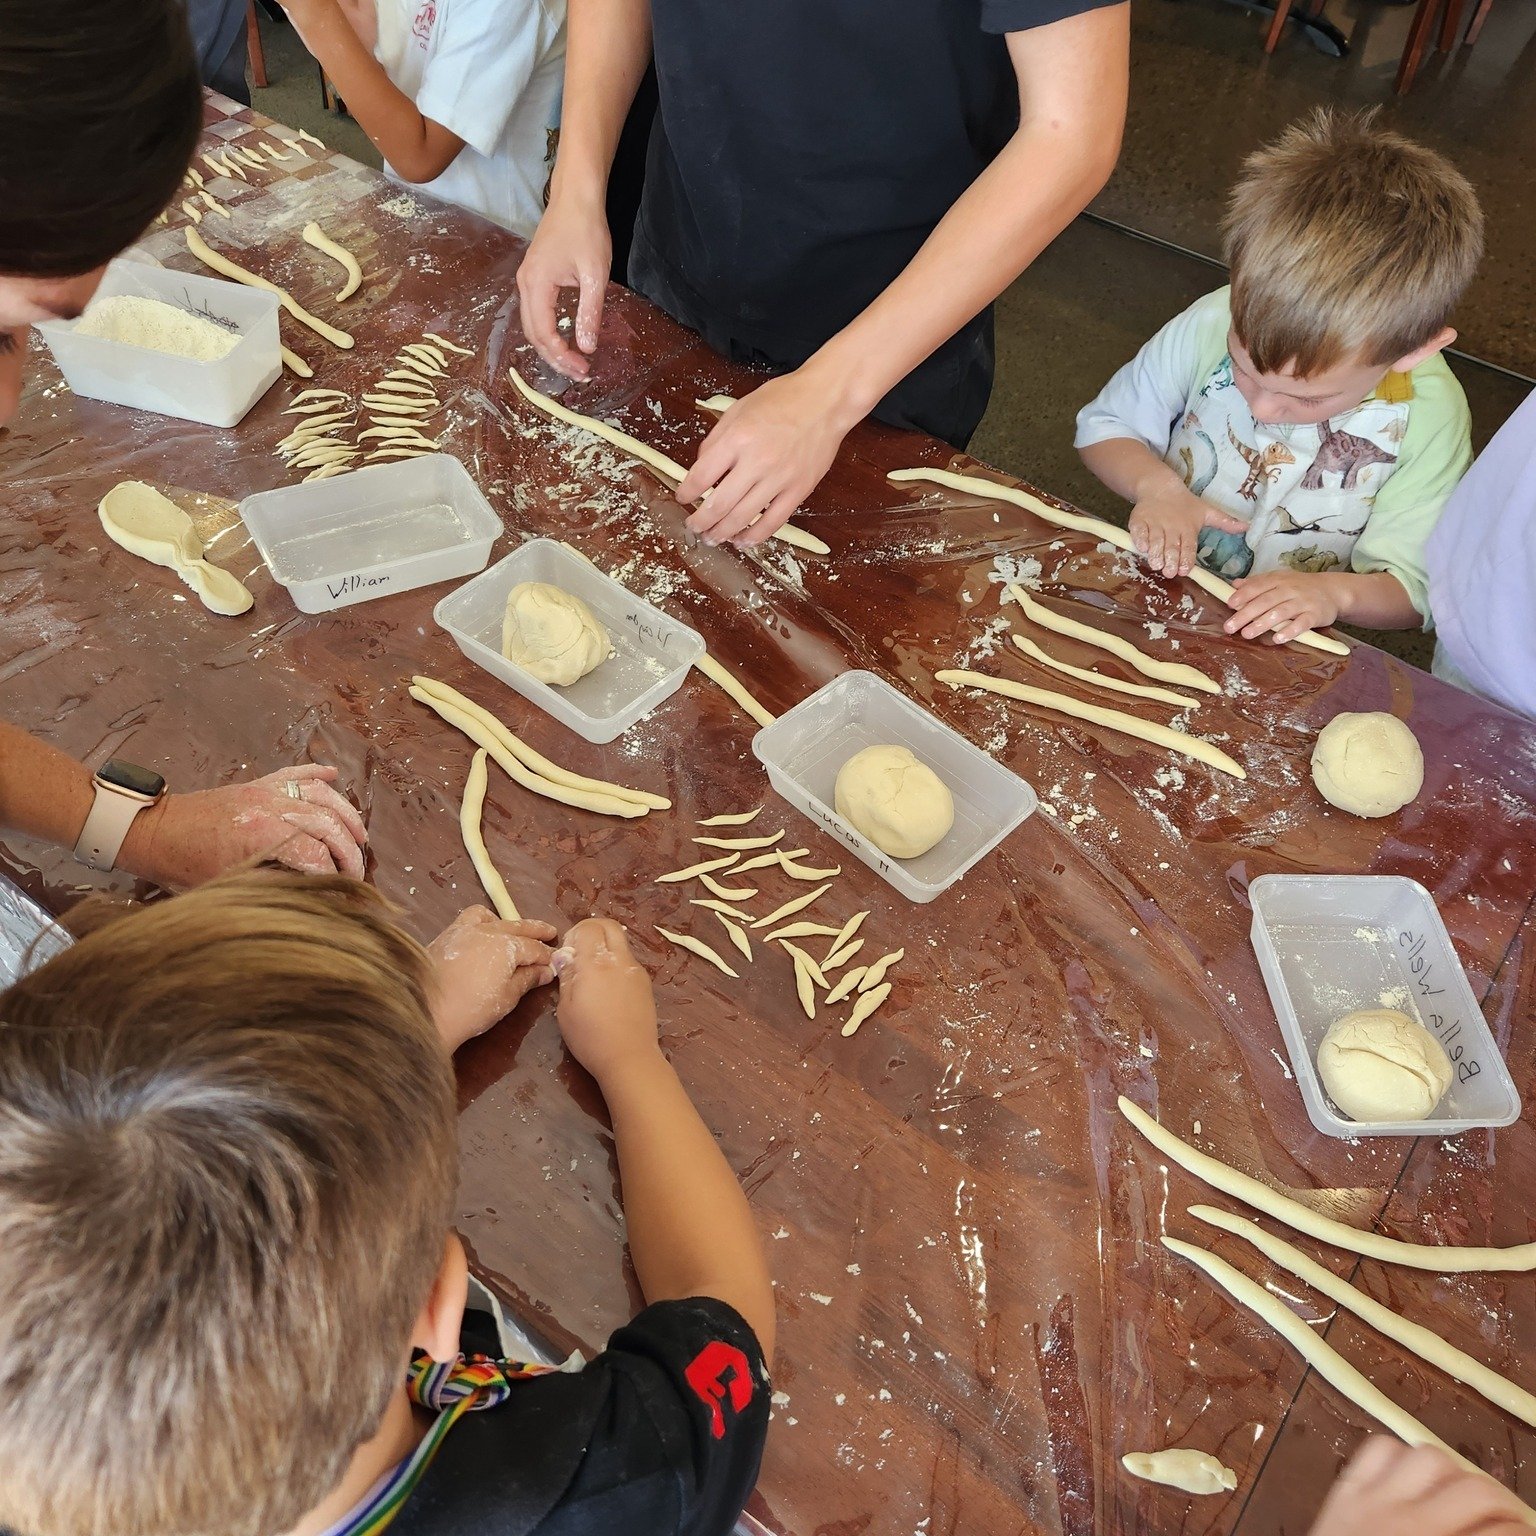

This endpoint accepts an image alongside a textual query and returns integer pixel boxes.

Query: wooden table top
[3,97,1535,1536]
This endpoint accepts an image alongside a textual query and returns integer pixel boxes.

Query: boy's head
[1222,108,1483,426]
[0,871,459,1536]
[0,0,201,422]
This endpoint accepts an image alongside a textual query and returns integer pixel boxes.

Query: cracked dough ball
[1311,711,1424,818]
[834,745,954,860]
[501,582,610,687]
[1317,1007,1452,1123]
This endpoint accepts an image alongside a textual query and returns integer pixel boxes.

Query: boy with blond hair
[1076,110,1483,645]
[0,874,772,1536]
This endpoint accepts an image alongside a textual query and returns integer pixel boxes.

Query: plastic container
[434,539,705,744]
[35,258,281,428]
[242,454,501,614]
[1249,874,1520,1138]
[752,671,1038,904]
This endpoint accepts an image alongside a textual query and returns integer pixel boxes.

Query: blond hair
[0,870,457,1536]
[1224,108,1483,376]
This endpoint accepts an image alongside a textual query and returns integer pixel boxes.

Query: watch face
[99,759,166,799]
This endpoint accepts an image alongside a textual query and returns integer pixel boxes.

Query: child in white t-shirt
[278,0,564,238]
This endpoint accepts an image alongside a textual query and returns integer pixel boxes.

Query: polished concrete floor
[251,0,1535,665]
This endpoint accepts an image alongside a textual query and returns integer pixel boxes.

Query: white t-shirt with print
[374,0,565,239]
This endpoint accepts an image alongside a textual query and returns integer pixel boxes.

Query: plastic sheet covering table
[3,96,1536,1536]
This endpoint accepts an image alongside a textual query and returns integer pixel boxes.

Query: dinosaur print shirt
[1075,287,1473,624]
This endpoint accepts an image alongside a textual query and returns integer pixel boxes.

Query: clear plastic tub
[35,258,281,428]
[752,671,1038,904]
[434,539,706,745]
[242,454,502,614]
[1249,874,1520,1138]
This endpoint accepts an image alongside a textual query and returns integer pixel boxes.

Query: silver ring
[281,780,304,801]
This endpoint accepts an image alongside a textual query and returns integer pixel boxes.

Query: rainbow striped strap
[325,1354,558,1536]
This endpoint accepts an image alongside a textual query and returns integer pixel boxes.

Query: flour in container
[74,295,240,362]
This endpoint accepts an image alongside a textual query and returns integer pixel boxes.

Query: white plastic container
[242,454,502,613]
[752,671,1038,904]
[35,258,280,428]
[1249,874,1520,1138]
[434,539,705,744]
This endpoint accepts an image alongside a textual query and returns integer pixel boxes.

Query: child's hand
[1129,483,1247,578]
[1224,569,1341,644]
[554,919,659,1083]
[1308,1440,1528,1536]
[428,908,558,1050]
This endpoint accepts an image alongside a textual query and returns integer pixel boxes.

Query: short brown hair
[0,0,202,277]
[1224,108,1484,377]
[0,871,457,1536]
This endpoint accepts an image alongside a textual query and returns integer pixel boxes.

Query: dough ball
[1311,711,1424,819]
[834,745,954,860]
[1316,1007,1452,1123]
[501,582,610,687]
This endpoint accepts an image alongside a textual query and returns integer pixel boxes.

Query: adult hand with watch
[0,721,366,891]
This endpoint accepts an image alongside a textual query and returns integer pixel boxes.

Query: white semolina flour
[74,295,240,362]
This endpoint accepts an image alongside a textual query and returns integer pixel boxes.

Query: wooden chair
[246,0,268,90]
[1395,0,1493,91]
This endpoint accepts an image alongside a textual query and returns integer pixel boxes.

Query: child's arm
[428,907,558,1050]
[1308,1439,1528,1536]
[276,0,467,183]
[1079,437,1247,579]
[1224,568,1419,643]
[555,919,776,1363]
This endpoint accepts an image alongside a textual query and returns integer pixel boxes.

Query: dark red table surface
[3,98,1535,1536]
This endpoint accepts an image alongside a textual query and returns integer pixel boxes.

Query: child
[278,0,565,238]
[1424,387,1536,719]
[0,873,773,1536]
[1076,110,1483,646]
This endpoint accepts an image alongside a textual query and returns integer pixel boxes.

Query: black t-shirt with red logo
[392,1299,770,1536]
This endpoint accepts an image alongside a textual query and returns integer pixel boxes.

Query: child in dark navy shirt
[0,874,772,1536]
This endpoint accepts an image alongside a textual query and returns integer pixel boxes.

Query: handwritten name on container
[327,572,393,600]
[1398,927,1480,1083]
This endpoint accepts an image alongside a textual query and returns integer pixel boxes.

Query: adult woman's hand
[117,764,367,889]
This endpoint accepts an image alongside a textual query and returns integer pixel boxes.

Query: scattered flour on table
[1145,620,1168,641]
[74,295,239,361]
[990,553,1042,590]
[379,191,430,219]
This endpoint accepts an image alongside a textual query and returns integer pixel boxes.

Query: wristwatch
[73,759,167,872]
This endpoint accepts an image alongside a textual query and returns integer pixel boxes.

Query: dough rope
[752,884,833,929]
[1191,1205,1536,1427]
[936,669,1246,780]
[507,368,829,555]
[185,227,354,349]
[656,926,739,979]
[699,808,763,827]
[1120,1097,1536,1272]
[460,749,520,920]
[1163,1236,1536,1522]
[280,347,315,378]
[410,686,647,819]
[1012,632,1202,711]
[1007,582,1220,696]
[890,466,1350,657]
[695,652,776,729]
[656,854,741,884]
[841,981,892,1038]
[412,676,668,809]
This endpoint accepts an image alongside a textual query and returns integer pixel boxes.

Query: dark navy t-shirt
[392,1298,770,1536]
[631,0,1121,361]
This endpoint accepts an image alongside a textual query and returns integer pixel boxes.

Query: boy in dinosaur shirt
[1075,110,1482,645]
